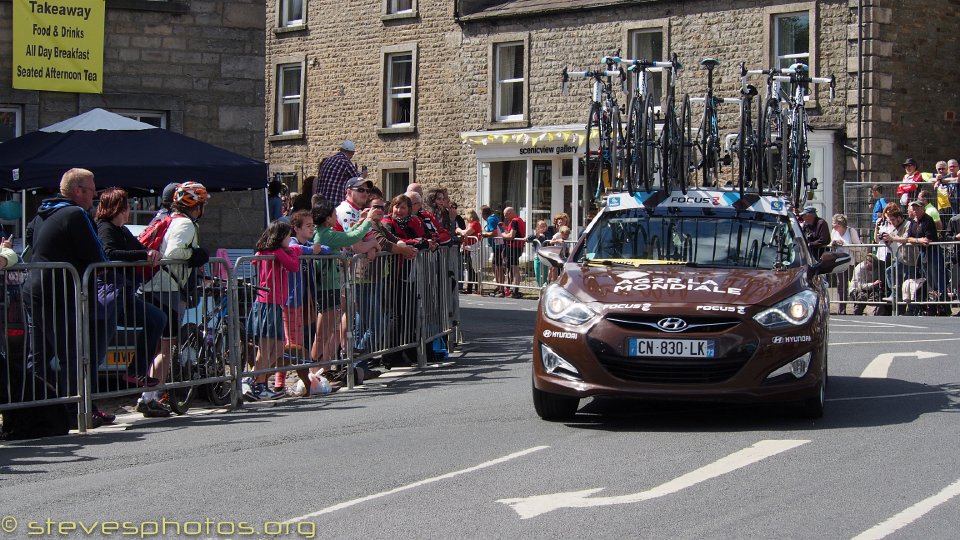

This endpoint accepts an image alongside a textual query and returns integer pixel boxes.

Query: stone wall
[0,0,267,249]
[265,0,957,214]
[862,0,960,180]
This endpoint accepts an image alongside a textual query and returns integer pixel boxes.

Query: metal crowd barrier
[826,241,960,316]
[459,239,575,296]
[0,262,84,421]
[1,249,462,434]
[235,247,460,394]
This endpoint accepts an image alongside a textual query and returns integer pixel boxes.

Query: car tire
[797,350,827,419]
[532,383,579,421]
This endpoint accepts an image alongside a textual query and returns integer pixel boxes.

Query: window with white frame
[628,29,664,110]
[386,0,412,14]
[773,11,811,100]
[0,106,22,143]
[279,0,304,27]
[275,62,303,135]
[385,52,413,128]
[115,110,167,128]
[773,12,810,70]
[494,42,525,122]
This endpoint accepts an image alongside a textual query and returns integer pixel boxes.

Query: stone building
[265,0,958,230]
[0,0,267,248]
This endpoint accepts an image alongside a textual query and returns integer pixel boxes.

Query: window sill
[377,125,417,135]
[382,11,418,22]
[275,24,307,35]
[487,119,529,130]
[268,132,305,142]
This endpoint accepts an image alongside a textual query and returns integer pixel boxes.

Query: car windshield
[575,208,798,270]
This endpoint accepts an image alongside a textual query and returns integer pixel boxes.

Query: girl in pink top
[243,221,308,401]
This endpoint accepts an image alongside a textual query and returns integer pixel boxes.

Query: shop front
[461,125,589,236]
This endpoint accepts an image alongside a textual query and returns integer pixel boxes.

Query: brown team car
[533,190,848,420]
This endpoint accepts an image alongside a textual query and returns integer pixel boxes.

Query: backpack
[137,214,187,279]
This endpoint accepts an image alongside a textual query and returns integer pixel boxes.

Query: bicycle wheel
[737,98,753,196]
[610,104,624,191]
[643,100,658,193]
[585,102,603,203]
[660,97,674,193]
[780,118,794,203]
[167,324,202,415]
[203,329,233,406]
[793,116,810,208]
[625,95,643,195]
[759,99,782,193]
[679,94,693,191]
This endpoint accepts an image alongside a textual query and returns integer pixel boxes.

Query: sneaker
[92,409,116,425]
[511,290,523,299]
[135,400,171,418]
[253,383,284,400]
[241,378,259,402]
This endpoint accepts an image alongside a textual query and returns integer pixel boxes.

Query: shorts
[142,290,184,335]
[491,245,505,267]
[316,288,342,312]
[245,302,285,340]
[503,246,522,266]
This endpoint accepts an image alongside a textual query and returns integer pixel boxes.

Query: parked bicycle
[167,276,262,414]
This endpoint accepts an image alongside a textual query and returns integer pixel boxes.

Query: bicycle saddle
[700,58,721,68]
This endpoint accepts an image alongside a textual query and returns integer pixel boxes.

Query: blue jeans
[353,282,382,354]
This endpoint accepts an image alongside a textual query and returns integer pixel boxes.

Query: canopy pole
[20,190,26,242]
[263,187,270,228]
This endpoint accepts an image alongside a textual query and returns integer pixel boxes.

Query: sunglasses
[350,187,369,193]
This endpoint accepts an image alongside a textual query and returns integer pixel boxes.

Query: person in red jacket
[897,158,924,205]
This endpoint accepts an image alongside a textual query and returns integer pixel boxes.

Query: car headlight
[753,290,818,329]
[542,284,597,326]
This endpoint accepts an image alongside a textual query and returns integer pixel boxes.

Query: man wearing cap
[897,158,923,206]
[315,140,360,205]
[149,182,180,225]
[800,206,830,259]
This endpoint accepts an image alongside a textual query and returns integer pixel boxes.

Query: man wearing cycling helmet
[139,181,210,414]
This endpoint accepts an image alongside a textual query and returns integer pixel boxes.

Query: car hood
[558,263,807,308]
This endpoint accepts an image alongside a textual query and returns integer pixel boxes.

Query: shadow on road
[563,377,960,432]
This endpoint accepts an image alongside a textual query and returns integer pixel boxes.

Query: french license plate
[105,350,135,366]
[628,338,714,358]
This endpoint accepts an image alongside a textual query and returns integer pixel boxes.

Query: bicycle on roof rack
[562,56,625,208]
[690,58,738,190]
[774,63,835,209]
[654,54,691,195]
[605,53,675,195]
[744,65,794,196]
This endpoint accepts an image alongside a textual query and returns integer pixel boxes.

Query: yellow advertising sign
[12,0,105,94]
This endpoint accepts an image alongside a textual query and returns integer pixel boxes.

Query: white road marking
[851,478,960,540]
[828,389,960,402]
[498,439,810,519]
[282,445,549,523]
[830,320,927,329]
[831,337,960,346]
[860,351,947,378]
[830,332,953,335]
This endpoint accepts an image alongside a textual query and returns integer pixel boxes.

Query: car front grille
[588,337,755,384]
[605,314,740,334]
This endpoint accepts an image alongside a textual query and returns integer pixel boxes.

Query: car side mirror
[538,245,566,269]
[811,251,850,276]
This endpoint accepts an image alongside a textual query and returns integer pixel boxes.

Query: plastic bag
[291,372,334,396]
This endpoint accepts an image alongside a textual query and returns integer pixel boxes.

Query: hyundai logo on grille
[657,317,688,332]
